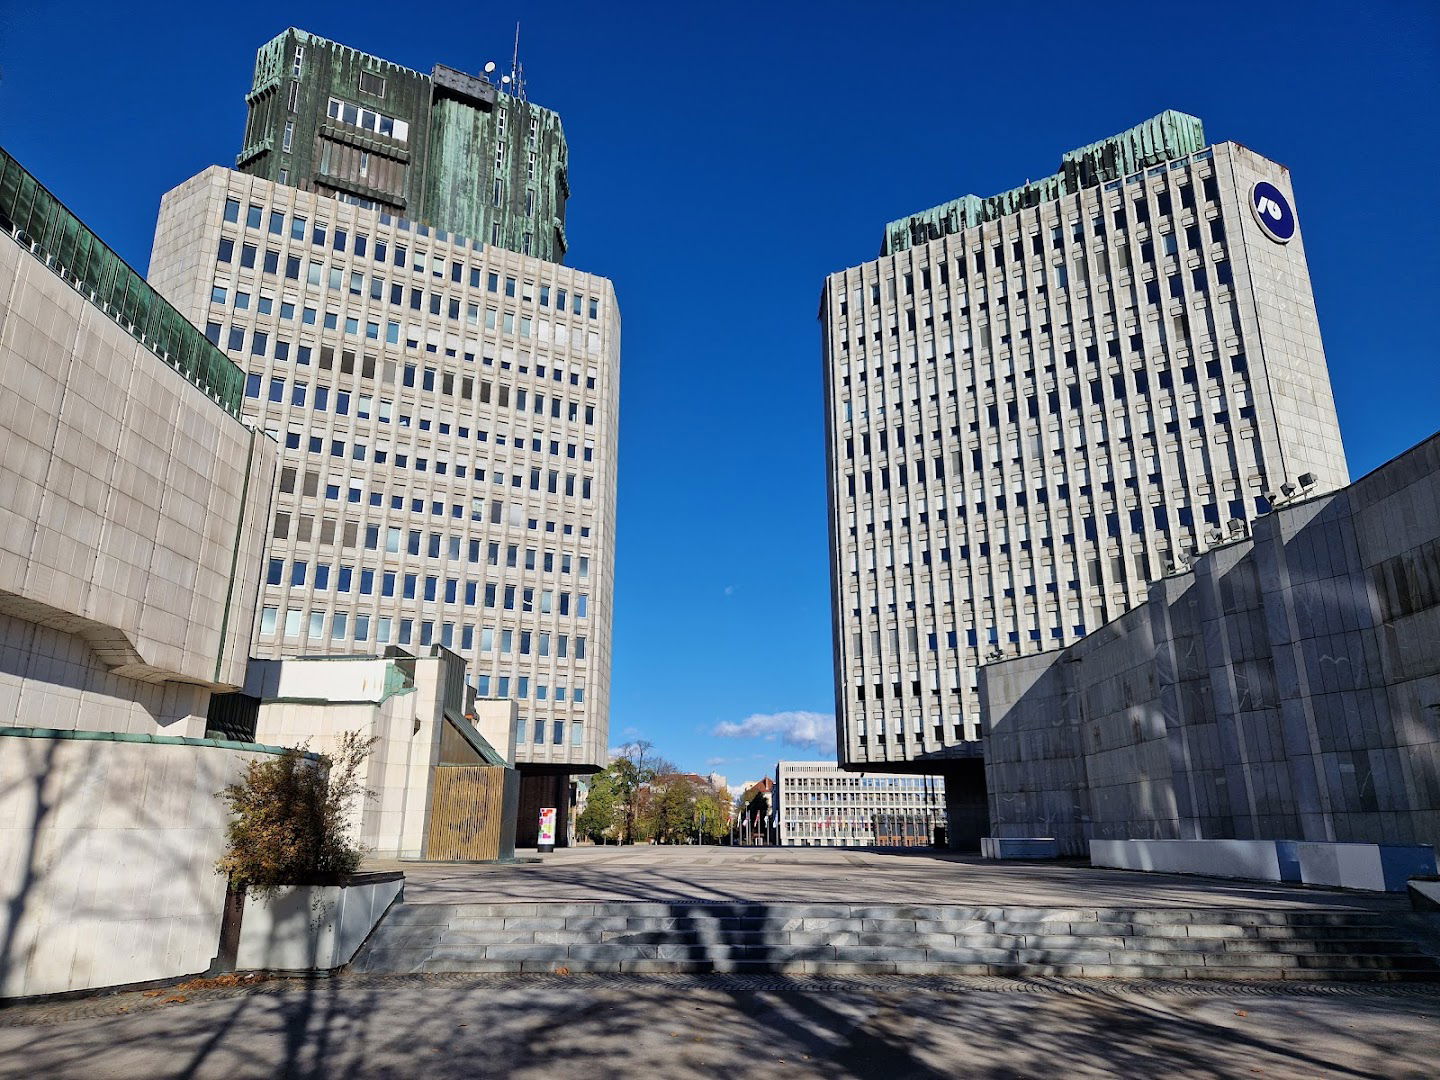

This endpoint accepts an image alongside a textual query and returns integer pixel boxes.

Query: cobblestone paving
[3,972,1439,1078]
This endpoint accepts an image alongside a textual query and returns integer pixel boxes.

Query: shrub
[216,731,377,898]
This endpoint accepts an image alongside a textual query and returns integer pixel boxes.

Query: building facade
[148,165,619,842]
[980,432,1440,855]
[237,29,570,262]
[821,111,1347,846]
[0,146,275,738]
[774,761,944,847]
[0,145,286,999]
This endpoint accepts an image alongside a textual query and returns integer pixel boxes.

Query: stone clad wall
[0,731,282,999]
[980,434,1440,854]
[0,228,276,736]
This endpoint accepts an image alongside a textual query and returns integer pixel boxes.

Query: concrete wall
[0,227,276,737]
[981,433,1440,854]
[246,648,516,858]
[0,730,284,999]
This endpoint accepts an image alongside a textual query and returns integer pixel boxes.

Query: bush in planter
[217,730,378,899]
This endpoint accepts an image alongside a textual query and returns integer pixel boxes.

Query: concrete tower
[149,29,619,845]
[820,111,1347,846]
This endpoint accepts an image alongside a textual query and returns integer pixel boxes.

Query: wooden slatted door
[426,765,508,860]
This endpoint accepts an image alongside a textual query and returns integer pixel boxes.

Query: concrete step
[350,901,1440,982]
[380,902,1405,925]
[391,926,1429,956]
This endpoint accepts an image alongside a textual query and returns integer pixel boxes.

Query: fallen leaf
[1235,1010,1247,1017]
[163,996,187,1004]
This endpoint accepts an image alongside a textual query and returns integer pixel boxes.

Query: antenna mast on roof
[508,22,527,103]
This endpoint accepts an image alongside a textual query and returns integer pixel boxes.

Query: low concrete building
[774,761,945,847]
[236,647,519,860]
[979,433,1440,856]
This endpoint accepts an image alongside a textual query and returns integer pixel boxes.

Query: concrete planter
[1295,843,1437,893]
[236,872,403,973]
[1408,879,1440,911]
[981,837,1061,859]
[1089,839,1293,881]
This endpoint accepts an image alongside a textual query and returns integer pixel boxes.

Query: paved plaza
[2,849,1437,1076]
[368,844,1408,911]
[2,973,1438,1078]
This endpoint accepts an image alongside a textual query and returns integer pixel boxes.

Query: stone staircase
[350,901,1440,980]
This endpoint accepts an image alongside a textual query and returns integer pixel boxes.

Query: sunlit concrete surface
[1,974,1437,1079]
[366,845,1408,911]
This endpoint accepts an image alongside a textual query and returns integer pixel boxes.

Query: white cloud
[712,710,834,752]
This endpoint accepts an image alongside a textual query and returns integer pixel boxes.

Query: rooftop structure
[237,28,570,262]
[881,111,1207,256]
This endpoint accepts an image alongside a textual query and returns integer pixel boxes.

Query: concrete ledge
[1296,844,1437,893]
[982,838,1061,860]
[0,725,315,757]
[1089,839,1295,882]
[237,874,404,973]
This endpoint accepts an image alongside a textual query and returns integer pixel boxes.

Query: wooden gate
[426,765,509,860]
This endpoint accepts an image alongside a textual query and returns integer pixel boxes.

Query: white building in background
[149,166,619,845]
[820,110,1348,845]
[774,762,944,847]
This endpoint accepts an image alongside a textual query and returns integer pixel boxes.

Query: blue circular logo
[1251,181,1296,243]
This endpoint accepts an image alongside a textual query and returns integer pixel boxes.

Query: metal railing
[0,145,244,418]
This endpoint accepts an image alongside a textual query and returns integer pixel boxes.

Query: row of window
[270,503,590,553]
[214,243,598,343]
[512,716,586,748]
[258,606,586,688]
[265,558,590,616]
[845,220,1227,333]
[325,96,410,143]
[221,200,601,316]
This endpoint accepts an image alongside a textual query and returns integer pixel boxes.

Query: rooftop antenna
[508,22,527,102]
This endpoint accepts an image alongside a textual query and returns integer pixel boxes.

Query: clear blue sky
[3,1,1437,784]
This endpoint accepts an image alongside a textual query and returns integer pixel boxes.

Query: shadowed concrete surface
[368,846,1408,910]
[2,974,1439,1078]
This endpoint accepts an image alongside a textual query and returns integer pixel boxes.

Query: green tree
[649,775,698,843]
[609,740,659,844]
[576,771,619,843]
[694,791,728,843]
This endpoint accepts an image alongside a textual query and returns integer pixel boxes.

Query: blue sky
[3,2,1437,784]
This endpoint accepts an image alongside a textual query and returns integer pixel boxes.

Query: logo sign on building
[537,807,557,852]
[1250,181,1297,243]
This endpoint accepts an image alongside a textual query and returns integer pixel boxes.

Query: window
[326,96,408,142]
[358,70,386,97]
[282,121,294,153]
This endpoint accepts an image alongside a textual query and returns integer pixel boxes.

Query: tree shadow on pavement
[1,974,1437,1079]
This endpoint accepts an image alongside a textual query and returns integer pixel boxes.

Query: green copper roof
[881,110,1206,256]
